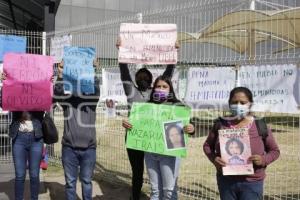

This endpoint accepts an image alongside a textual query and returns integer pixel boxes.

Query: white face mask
[229,104,250,118]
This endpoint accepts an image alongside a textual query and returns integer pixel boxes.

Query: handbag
[42,112,58,144]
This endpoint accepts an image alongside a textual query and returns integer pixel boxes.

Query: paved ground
[0,163,150,200]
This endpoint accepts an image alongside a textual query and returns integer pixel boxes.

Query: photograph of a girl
[225,138,245,165]
[164,121,186,149]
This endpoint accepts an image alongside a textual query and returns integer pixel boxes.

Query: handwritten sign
[101,67,180,103]
[118,23,177,64]
[126,103,191,158]
[2,53,53,111]
[184,67,235,109]
[239,64,299,113]
[219,128,254,175]
[63,47,96,94]
[0,35,26,61]
[50,35,72,63]
[101,68,128,102]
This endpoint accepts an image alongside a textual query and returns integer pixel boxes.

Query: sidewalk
[0,163,148,200]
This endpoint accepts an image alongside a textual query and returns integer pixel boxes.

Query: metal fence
[0,0,300,199]
[46,0,300,199]
[0,29,44,163]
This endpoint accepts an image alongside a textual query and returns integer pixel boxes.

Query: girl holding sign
[117,38,178,200]
[203,87,280,200]
[123,76,194,200]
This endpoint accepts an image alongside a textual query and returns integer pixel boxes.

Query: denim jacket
[9,119,43,140]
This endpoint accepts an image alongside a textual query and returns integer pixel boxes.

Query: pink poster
[2,53,53,111]
[219,128,254,176]
[118,23,177,65]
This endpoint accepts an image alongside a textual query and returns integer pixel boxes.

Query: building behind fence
[1,0,300,199]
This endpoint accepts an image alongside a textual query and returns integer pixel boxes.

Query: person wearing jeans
[203,87,280,200]
[62,146,96,199]
[54,61,100,200]
[123,76,194,199]
[144,154,180,200]
[10,112,44,200]
[116,38,177,200]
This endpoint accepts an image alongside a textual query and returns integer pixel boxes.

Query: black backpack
[214,117,268,149]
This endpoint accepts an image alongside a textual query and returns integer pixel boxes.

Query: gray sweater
[54,77,100,149]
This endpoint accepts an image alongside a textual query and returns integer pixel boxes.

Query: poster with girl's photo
[105,99,116,118]
[219,128,254,175]
[163,120,186,150]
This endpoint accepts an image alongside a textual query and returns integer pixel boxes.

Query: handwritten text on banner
[2,53,53,111]
[118,23,177,64]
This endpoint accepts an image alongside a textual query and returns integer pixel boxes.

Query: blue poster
[63,46,96,94]
[0,35,27,61]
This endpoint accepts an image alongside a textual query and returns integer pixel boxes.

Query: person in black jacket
[117,38,178,200]
[54,61,100,200]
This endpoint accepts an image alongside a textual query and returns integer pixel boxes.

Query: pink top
[203,118,280,182]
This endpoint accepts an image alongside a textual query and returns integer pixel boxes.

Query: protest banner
[239,64,299,113]
[184,67,235,109]
[219,128,254,175]
[63,46,96,94]
[0,35,26,61]
[50,35,72,63]
[126,102,191,158]
[118,23,177,64]
[2,53,53,111]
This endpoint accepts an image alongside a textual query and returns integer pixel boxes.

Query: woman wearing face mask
[117,39,178,200]
[124,76,194,200]
[203,87,280,200]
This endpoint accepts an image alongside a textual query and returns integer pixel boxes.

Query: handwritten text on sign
[0,35,26,61]
[118,23,177,64]
[50,35,72,63]
[239,64,299,113]
[184,67,235,109]
[126,103,191,158]
[2,53,53,111]
[63,47,96,94]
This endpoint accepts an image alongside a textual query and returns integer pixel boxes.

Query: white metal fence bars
[0,29,44,163]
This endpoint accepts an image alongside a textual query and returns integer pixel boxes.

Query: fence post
[42,31,46,56]
[136,13,143,70]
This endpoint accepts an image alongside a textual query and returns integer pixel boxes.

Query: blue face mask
[230,104,250,118]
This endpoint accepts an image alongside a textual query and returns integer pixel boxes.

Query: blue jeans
[217,175,264,200]
[62,146,96,200]
[12,132,43,200]
[145,153,180,200]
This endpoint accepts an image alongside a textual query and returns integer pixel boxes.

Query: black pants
[127,148,144,200]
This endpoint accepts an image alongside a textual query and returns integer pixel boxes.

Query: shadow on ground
[93,162,149,200]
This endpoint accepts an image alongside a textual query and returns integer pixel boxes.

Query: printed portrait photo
[164,120,186,150]
[225,138,246,165]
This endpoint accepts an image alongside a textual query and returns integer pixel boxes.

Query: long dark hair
[149,76,180,104]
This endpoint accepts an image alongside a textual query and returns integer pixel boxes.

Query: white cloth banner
[101,67,180,103]
[50,35,72,63]
[184,67,236,109]
[239,64,299,113]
